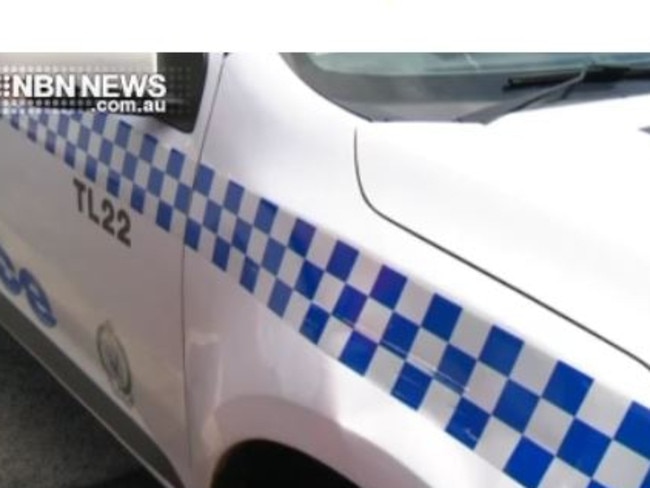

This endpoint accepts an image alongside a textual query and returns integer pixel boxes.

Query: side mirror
[154,53,208,133]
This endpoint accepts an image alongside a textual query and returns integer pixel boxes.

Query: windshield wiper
[457,63,650,124]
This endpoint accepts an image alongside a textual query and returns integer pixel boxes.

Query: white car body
[0,53,649,488]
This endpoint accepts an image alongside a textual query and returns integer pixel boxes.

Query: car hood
[356,94,650,365]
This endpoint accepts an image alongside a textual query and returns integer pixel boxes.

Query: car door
[0,53,222,487]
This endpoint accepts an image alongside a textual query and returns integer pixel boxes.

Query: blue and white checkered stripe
[4,110,650,488]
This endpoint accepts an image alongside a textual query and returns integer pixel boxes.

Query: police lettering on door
[0,241,57,327]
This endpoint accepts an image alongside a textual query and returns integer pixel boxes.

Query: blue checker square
[494,381,539,432]
[64,142,76,167]
[130,185,146,214]
[392,363,432,409]
[422,294,462,341]
[615,402,650,459]
[295,260,324,300]
[107,170,121,198]
[340,331,377,376]
[27,118,37,141]
[45,130,56,154]
[166,149,184,178]
[224,181,245,214]
[184,219,201,250]
[268,280,292,317]
[333,285,366,325]
[437,344,476,394]
[147,167,164,197]
[115,121,131,148]
[57,114,70,138]
[84,156,98,182]
[122,152,138,180]
[240,258,260,293]
[78,125,91,151]
[505,438,553,488]
[139,133,157,162]
[195,164,214,196]
[288,219,316,257]
[370,266,407,309]
[558,419,610,476]
[173,183,192,213]
[253,198,278,233]
[38,112,49,126]
[262,238,285,275]
[479,326,523,376]
[99,138,113,164]
[300,304,329,344]
[381,313,418,359]
[543,361,593,415]
[445,398,489,448]
[203,200,222,233]
[587,482,608,488]
[232,219,252,254]
[91,112,107,133]
[156,201,174,232]
[212,237,230,271]
[326,241,359,282]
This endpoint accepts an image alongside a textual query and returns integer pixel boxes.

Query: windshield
[285,53,650,121]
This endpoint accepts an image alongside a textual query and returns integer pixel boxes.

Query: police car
[1,53,650,488]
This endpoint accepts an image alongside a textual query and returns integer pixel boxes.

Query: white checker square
[169,209,188,238]
[313,273,345,312]
[510,345,557,395]
[238,191,259,223]
[593,441,650,488]
[178,157,196,186]
[539,459,589,488]
[448,311,490,357]
[217,210,237,243]
[408,329,446,373]
[465,362,508,413]
[142,193,158,220]
[269,209,295,244]
[277,251,303,288]
[318,317,352,359]
[474,417,521,470]
[305,230,336,269]
[346,253,382,295]
[53,134,67,158]
[133,159,151,188]
[356,298,391,343]
[253,269,276,304]
[284,292,311,332]
[576,383,630,437]
[126,129,143,156]
[151,144,168,170]
[46,113,59,132]
[196,226,217,260]
[87,132,102,159]
[188,193,208,224]
[247,228,268,264]
[209,174,229,204]
[36,124,47,144]
[420,382,461,428]
[394,280,432,325]
[94,165,109,189]
[525,398,573,453]
[226,247,245,279]
[110,146,127,174]
[160,175,179,204]
[365,346,404,392]
[118,179,133,204]
[67,120,80,144]
[102,116,119,141]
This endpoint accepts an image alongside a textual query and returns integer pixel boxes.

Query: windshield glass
[285,53,650,121]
